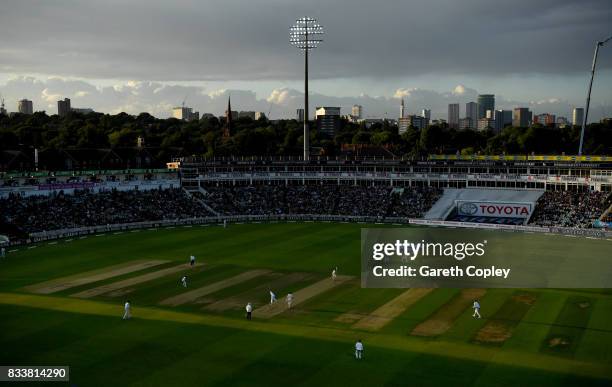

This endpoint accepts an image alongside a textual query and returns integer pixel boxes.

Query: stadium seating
[529,191,610,228]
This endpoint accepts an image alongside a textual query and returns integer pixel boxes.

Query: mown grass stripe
[0,292,609,380]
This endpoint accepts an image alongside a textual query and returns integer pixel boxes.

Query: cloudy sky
[1,0,611,121]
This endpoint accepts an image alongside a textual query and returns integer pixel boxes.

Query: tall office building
[466,102,478,128]
[352,105,363,120]
[315,106,341,137]
[493,110,513,132]
[400,99,405,119]
[421,109,431,125]
[513,108,532,127]
[296,108,305,122]
[448,103,459,129]
[477,94,495,119]
[572,108,584,126]
[18,99,33,114]
[58,98,71,117]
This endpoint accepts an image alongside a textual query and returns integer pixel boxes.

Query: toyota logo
[459,202,478,215]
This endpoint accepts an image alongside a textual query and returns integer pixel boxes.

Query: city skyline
[0,0,611,120]
[1,76,607,122]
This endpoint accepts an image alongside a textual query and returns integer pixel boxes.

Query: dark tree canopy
[0,111,610,165]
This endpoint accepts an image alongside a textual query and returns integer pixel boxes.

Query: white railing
[183,172,609,185]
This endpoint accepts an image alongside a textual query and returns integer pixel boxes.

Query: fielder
[286,293,294,309]
[355,339,364,360]
[332,267,337,281]
[245,302,253,320]
[190,255,196,267]
[269,290,277,304]
[181,275,188,288]
[472,299,481,319]
[123,300,131,320]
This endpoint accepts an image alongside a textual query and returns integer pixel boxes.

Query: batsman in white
[472,299,481,319]
[123,300,131,320]
[181,276,188,288]
[355,339,364,360]
[269,290,277,304]
[332,267,337,281]
[245,302,253,320]
[286,293,294,309]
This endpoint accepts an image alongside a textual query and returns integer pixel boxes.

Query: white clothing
[270,291,276,304]
[246,304,253,313]
[286,294,293,308]
[123,302,131,320]
[355,341,364,359]
[473,301,481,318]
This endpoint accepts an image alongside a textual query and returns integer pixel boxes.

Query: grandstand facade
[1,155,611,246]
[178,155,612,192]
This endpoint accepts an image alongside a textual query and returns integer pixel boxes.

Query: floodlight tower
[579,35,612,155]
[290,17,324,161]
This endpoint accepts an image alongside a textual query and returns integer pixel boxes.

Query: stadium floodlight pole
[579,35,612,156]
[290,17,324,161]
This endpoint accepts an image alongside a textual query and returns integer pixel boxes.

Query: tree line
[0,111,610,159]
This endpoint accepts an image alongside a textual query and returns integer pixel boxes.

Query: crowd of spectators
[0,188,213,234]
[528,190,610,228]
[2,185,608,236]
[388,187,444,218]
[201,185,442,218]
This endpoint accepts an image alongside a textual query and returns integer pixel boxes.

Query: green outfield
[1,223,611,386]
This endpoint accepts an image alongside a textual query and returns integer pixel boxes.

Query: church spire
[224,96,232,137]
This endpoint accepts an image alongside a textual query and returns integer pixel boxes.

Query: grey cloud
[0,0,611,81]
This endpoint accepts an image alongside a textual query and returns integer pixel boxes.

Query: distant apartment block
[534,113,556,127]
[572,107,584,126]
[458,117,473,130]
[466,102,478,128]
[18,99,33,114]
[448,103,459,129]
[477,94,495,119]
[493,110,513,132]
[315,106,341,137]
[513,108,532,127]
[58,98,71,117]
[398,115,427,134]
[477,118,495,131]
[421,109,431,125]
[172,106,199,121]
[352,104,363,120]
